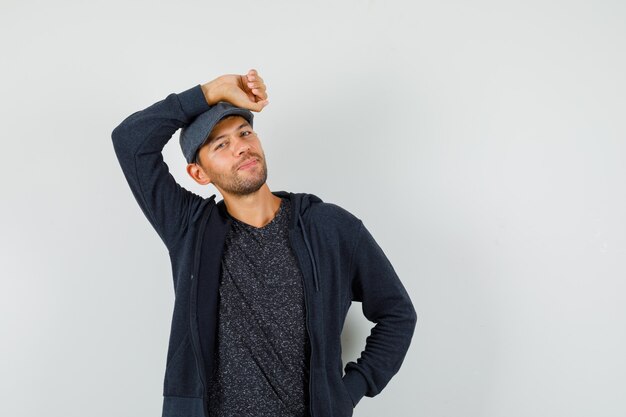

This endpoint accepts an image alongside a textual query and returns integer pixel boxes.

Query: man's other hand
[201,68,269,112]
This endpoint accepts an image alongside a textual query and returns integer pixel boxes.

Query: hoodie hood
[271,190,323,230]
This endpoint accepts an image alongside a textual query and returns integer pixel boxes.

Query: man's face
[190,115,268,196]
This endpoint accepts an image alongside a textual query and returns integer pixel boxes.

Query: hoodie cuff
[177,84,212,118]
[342,368,368,407]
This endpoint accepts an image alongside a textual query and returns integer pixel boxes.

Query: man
[111,69,417,417]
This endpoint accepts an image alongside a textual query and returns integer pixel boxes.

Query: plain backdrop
[1,1,625,416]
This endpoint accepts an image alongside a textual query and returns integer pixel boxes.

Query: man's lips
[238,158,258,170]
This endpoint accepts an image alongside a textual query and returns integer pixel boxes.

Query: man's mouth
[238,158,258,170]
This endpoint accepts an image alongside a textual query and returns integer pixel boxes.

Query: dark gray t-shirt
[207,197,311,417]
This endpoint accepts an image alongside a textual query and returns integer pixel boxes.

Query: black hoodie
[111,84,418,417]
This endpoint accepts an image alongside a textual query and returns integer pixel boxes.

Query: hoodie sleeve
[111,84,211,252]
[342,220,418,407]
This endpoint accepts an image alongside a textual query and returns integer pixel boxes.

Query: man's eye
[215,141,226,150]
[241,131,251,136]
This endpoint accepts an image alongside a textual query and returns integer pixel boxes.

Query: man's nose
[233,136,251,154]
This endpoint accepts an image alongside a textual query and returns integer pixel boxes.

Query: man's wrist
[201,80,221,106]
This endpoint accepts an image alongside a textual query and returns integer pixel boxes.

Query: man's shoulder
[313,200,356,218]
[308,198,362,229]
[278,190,363,230]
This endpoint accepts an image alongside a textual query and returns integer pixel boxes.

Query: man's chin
[228,179,267,196]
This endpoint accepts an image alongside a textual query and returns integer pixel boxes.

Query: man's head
[186,114,268,197]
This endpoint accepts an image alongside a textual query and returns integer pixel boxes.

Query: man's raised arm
[111,69,269,252]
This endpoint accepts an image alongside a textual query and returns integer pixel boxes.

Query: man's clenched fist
[201,68,269,112]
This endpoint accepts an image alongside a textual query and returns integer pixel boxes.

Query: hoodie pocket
[166,334,190,368]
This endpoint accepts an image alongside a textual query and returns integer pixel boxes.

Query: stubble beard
[213,156,268,197]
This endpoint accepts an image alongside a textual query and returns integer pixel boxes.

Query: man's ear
[186,163,212,186]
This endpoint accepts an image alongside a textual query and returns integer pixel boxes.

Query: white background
[1,1,625,416]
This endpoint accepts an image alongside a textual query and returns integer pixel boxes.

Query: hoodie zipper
[298,212,320,292]
[291,231,314,417]
[294,214,316,417]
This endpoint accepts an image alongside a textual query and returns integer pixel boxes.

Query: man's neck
[222,183,283,228]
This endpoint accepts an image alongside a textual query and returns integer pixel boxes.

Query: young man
[111,69,417,417]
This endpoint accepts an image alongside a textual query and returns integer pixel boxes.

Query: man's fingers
[237,69,268,108]
[245,77,268,100]
[247,69,262,81]
[250,99,269,112]
[252,88,268,100]
[247,81,265,91]
[246,71,263,84]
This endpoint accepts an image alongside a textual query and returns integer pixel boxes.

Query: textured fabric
[207,198,310,417]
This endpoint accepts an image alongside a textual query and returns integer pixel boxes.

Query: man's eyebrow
[208,122,250,146]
